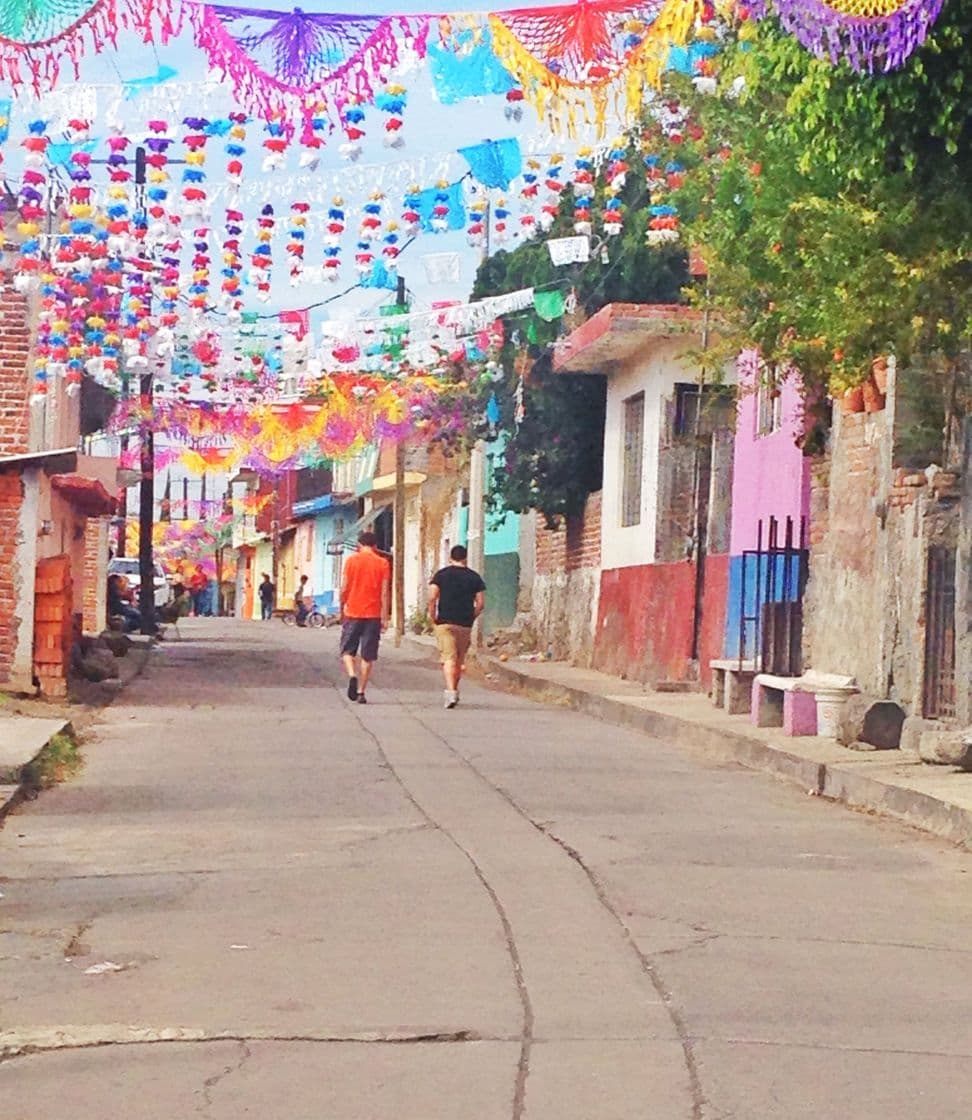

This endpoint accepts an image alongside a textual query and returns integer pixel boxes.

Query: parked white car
[107,558,171,609]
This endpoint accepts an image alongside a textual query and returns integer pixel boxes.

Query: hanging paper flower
[572,147,594,236]
[262,113,287,172]
[431,180,451,234]
[251,203,274,301]
[16,120,49,291]
[375,82,407,150]
[300,102,327,170]
[340,100,366,162]
[467,195,487,250]
[382,221,400,269]
[288,201,308,286]
[493,198,510,246]
[402,185,422,237]
[323,195,345,283]
[359,191,384,244]
[504,88,525,123]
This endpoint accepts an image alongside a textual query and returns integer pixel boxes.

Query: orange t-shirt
[342,547,390,619]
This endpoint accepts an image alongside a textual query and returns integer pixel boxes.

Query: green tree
[672,7,972,446]
[470,158,692,519]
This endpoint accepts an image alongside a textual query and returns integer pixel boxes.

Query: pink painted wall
[729,360,812,555]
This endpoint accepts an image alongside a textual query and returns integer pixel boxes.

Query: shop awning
[340,501,392,547]
[50,473,117,516]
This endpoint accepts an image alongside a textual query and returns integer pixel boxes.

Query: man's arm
[339,562,351,618]
[473,590,485,620]
[428,583,440,624]
[381,568,391,628]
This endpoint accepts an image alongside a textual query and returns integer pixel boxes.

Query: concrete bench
[751,673,818,737]
[710,659,758,715]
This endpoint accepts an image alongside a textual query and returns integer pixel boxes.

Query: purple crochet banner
[749,0,946,72]
[190,4,429,123]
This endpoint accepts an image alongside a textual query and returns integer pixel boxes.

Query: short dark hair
[359,530,377,547]
[450,545,468,562]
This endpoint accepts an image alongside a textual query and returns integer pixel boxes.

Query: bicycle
[281,604,326,631]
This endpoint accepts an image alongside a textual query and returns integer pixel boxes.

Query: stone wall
[532,492,602,664]
[0,288,32,458]
[803,403,962,716]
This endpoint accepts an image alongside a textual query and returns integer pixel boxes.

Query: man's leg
[356,621,382,702]
[341,621,361,699]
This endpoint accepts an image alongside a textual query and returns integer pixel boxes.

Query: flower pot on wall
[862,377,885,413]
[841,385,865,413]
[871,356,889,394]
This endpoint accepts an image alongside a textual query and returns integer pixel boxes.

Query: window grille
[621,392,644,527]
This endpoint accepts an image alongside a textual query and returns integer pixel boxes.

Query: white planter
[814,688,857,739]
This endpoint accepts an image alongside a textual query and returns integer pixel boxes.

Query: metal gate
[922,545,957,719]
[739,516,809,676]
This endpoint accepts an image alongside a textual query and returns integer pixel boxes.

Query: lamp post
[393,272,407,646]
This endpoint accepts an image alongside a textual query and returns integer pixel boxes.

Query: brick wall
[82,517,106,634]
[0,470,24,683]
[536,491,602,575]
[0,287,33,458]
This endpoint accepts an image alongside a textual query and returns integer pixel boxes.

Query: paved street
[2,619,971,1119]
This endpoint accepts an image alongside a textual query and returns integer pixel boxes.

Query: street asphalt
[1,619,970,1119]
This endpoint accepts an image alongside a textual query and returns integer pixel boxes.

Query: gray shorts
[340,618,382,662]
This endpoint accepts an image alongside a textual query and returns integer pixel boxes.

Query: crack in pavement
[0,1028,494,1065]
[399,696,709,1120]
[340,693,535,1120]
[198,1040,251,1117]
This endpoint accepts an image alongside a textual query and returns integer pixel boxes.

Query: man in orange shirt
[340,530,391,704]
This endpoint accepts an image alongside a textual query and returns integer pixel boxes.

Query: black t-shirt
[431,565,486,628]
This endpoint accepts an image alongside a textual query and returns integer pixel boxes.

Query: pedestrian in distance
[428,544,486,709]
[258,573,275,621]
[295,574,311,625]
[189,564,210,617]
[340,530,391,704]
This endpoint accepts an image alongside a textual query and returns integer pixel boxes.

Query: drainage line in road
[400,698,709,1120]
[343,696,535,1120]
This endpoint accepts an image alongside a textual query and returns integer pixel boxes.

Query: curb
[476,656,972,851]
[0,718,73,825]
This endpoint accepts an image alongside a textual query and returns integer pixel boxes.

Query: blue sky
[6,0,592,328]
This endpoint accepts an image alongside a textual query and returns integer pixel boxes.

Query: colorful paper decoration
[252,203,274,300]
[0,0,180,94]
[602,138,628,237]
[323,195,345,282]
[458,137,523,190]
[190,5,428,125]
[375,81,407,150]
[572,147,594,236]
[487,0,699,135]
[748,0,945,72]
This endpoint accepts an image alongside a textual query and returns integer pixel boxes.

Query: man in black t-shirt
[428,545,486,709]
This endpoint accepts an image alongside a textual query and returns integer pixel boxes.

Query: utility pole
[393,272,407,646]
[134,145,156,635]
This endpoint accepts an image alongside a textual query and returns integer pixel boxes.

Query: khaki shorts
[435,623,472,665]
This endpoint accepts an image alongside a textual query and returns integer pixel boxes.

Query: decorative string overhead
[486,0,699,136]
[188,4,428,125]
[746,0,945,72]
[0,0,181,94]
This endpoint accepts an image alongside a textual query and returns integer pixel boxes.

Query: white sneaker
[444,690,458,709]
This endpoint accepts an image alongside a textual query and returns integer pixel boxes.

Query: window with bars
[620,392,645,527]
[756,368,783,437]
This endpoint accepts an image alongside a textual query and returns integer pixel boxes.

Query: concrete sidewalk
[422,638,972,850]
[0,636,154,821]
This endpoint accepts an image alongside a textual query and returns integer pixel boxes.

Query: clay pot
[841,385,865,413]
[871,356,889,394]
[861,376,885,413]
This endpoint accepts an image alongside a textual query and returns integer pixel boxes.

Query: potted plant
[871,355,889,394]
[861,375,885,412]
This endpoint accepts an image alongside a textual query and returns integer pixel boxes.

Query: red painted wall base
[594,555,729,689]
